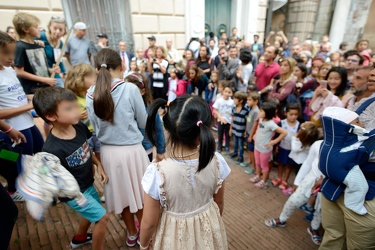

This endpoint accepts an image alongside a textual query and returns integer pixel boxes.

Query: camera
[153,58,157,62]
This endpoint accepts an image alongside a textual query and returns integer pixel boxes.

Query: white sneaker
[10,191,25,202]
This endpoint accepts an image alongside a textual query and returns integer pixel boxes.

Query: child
[355,39,371,66]
[241,92,260,172]
[32,87,109,249]
[167,69,177,102]
[12,12,57,94]
[140,95,230,249]
[213,84,235,153]
[125,73,166,162]
[211,80,226,131]
[172,69,187,97]
[126,59,139,76]
[320,107,375,215]
[265,139,324,246]
[229,91,249,163]
[86,48,149,247]
[272,103,301,190]
[205,71,219,104]
[249,102,287,189]
[0,31,44,202]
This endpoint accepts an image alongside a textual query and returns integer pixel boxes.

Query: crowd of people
[0,11,375,250]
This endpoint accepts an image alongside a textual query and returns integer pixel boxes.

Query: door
[205,0,232,38]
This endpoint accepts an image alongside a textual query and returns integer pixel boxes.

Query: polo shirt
[254,62,280,91]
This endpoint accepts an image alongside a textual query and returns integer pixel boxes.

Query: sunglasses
[51,15,66,22]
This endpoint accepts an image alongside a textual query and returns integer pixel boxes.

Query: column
[185,0,205,42]
[329,0,352,52]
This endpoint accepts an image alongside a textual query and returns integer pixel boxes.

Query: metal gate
[61,0,134,52]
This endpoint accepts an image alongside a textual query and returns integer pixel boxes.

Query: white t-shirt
[254,118,279,153]
[0,67,34,130]
[142,152,231,204]
[236,63,253,92]
[168,77,177,102]
[279,119,300,150]
[212,98,235,124]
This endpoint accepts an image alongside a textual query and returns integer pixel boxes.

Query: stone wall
[129,0,186,52]
[0,0,64,33]
[312,0,334,41]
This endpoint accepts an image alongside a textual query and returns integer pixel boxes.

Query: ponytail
[93,48,122,123]
[197,121,215,172]
[146,98,167,146]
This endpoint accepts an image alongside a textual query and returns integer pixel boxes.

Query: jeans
[55,77,64,88]
[218,123,230,149]
[233,135,244,157]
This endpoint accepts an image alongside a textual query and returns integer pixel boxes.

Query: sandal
[271,178,281,187]
[255,179,266,188]
[264,218,286,228]
[307,227,321,246]
[278,181,288,190]
[282,187,293,195]
[249,175,261,183]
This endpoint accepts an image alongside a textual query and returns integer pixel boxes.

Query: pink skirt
[100,144,150,214]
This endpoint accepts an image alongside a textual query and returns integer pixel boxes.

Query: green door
[205,0,232,38]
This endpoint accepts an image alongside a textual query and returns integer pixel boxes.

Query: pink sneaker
[126,221,140,247]
[282,187,293,195]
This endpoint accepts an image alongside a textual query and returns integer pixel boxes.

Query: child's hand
[220,117,227,124]
[292,185,298,192]
[49,64,61,74]
[35,40,45,47]
[156,153,165,162]
[7,129,26,144]
[80,110,88,120]
[229,128,232,136]
[43,77,57,86]
[97,165,109,184]
[265,140,275,149]
[247,136,252,143]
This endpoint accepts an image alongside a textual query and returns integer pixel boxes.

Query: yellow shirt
[77,96,94,132]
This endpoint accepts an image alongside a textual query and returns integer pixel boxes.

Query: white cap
[322,107,358,124]
[74,22,87,30]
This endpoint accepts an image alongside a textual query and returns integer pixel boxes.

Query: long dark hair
[326,66,348,97]
[94,48,122,122]
[195,46,210,65]
[146,95,215,172]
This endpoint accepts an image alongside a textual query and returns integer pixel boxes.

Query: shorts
[88,133,101,153]
[246,133,255,151]
[276,147,292,165]
[65,185,106,223]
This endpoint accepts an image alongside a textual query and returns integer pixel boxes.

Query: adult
[300,61,331,94]
[269,58,297,119]
[134,48,145,66]
[251,34,263,56]
[228,45,239,62]
[230,27,240,40]
[217,46,239,83]
[6,26,17,40]
[165,38,181,70]
[208,38,218,59]
[319,66,375,250]
[294,62,308,89]
[195,46,211,78]
[337,41,348,55]
[186,64,209,96]
[329,51,341,67]
[143,35,157,59]
[290,44,301,57]
[39,15,67,88]
[206,31,218,47]
[90,33,108,66]
[298,50,312,68]
[118,40,134,76]
[185,37,200,59]
[179,49,195,73]
[344,50,364,82]
[147,46,169,100]
[306,56,325,81]
[253,46,280,96]
[235,48,253,92]
[355,39,371,66]
[65,22,91,66]
[243,40,258,73]
[213,39,227,68]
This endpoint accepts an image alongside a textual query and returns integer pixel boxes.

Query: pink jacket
[311,92,344,121]
[174,79,188,96]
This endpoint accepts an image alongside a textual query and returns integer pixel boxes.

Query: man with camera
[217,46,239,83]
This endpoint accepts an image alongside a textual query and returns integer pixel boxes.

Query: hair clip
[196,120,203,127]
[100,64,107,68]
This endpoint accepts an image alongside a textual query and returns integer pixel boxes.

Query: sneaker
[229,152,238,158]
[100,195,105,203]
[240,162,250,168]
[224,147,229,153]
[10,191,25,202]
[304,213,314,223]
[244,168,255,174]
[211,126,218,131]
[126,229,139,247]
[299,203,314,214]
[70,233,92,249]
[236,156,243,163]
[217,146,222,152]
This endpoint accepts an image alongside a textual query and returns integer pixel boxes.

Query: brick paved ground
[8,156,318,250]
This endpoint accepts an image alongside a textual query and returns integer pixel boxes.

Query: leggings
[279,174,321,230]
[0,125,44,192]
[254,149,272,172]
[0,184,18,249]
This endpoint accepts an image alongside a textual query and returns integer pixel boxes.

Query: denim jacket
[140,106,165,154]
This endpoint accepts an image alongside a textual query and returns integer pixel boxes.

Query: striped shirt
[232,106,249,137]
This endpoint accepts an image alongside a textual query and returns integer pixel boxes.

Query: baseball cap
[147,35,156,41]
[74,22,87,30]
[97,33,108,39]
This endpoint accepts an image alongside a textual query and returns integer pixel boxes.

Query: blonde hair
[153,46,168,59]
[65,63,95,97]
[12,13,40,39]
[47,16,67,37]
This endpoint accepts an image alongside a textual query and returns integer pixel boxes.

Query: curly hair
[65,63,95,97]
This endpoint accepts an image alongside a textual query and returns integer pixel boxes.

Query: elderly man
[118,40,133,76]
[65,22,91,66]
[165,38,180,69]
[320,66,375,250]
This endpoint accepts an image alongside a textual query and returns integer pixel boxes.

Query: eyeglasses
[346,59,359,63]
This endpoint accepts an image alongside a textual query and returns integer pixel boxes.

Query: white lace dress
[142,152,230,249]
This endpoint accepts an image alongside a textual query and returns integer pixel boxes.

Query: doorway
[205,0,232,39]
